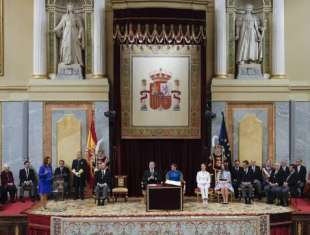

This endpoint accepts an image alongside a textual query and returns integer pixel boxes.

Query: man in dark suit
[280,160,290,178]
[276,164,299,206]
[95,161,112,205]
[54,160,71,198]
[250,160,263,200]
[72,151,88,200]
[19,161,37,202]
[142,161,162,189]
[264,163,286,204]
[296,159,307,196]
[231,160,244,199]
[240,160,254,204]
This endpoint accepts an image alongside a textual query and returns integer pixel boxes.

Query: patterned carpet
[29,197,293,217]
[51,215,270,235]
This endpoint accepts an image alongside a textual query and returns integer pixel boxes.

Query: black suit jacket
[286,171,298,188]
[297,165,307,183]
[241,168,254,183]
[142,169,162,185]
[231,167,244,183]
[95,169,112,189]
[19,168,36,185]
[54,166,70,183]
[270,170,285,186]
[250,165,263,181]
[71,158,88,183]
[280,166,290,179]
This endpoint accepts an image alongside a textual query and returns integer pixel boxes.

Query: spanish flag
[87,111,97,187]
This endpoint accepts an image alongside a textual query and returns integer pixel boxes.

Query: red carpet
[0,200,35,216]
[291,198,310,214]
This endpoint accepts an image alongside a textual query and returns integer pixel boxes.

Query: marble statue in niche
[53,2,84,79]
[235,4,265,79]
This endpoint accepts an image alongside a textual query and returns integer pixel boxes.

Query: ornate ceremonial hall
[0,0,310,235]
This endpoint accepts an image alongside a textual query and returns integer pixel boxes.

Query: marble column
[93,0,106,78]
[214,0,227,79]
[272,0,286,79]
[33,0,47,79]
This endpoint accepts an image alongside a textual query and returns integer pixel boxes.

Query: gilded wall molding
[211,79,310,101]
[0,79,109,101]
[226,102,275,163]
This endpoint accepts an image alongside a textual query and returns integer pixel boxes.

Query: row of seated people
[141,159,307,207]
[0,152,112,205]
[209,159,306,206]
[0,161,38,204]
[231,159,306,206]
[142,162,184,188]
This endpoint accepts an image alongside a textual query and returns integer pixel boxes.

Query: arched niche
[45,0,94,79]
[226,0,272,78]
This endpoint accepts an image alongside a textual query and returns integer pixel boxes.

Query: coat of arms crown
[150,68,171,82]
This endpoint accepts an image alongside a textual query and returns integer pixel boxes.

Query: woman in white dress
[215,163,234,204]
[196,163,211,206]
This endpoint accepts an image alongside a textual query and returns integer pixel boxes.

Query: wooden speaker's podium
[146,183,183,212]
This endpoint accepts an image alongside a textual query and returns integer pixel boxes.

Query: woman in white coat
[196,163,211,206]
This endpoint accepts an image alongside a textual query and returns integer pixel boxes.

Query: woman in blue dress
[38,157,53,209]
[165,163,184,182]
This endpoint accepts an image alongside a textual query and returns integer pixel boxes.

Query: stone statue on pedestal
[53,3,84,79]
[235,4,265,79]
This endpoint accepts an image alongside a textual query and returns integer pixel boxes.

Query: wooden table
[146,184,183,211]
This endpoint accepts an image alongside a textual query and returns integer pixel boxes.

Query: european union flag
[219,112,232,169]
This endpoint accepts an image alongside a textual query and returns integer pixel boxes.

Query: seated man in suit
[142,161,162,189]
[276,163,299,206]
[54,160,71,198]
[262,159,273,188]
[231,160,244,199]
[1,164,17,203]
[295,159,307,196]
[250,160,263,200]
[166,163,184,183]
[240,160,254,204]
[95,161,112,206]
[264,163,285,204]
[280,160,290,179]
[19,160,37,202]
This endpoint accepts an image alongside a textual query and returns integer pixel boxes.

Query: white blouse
[196,170,211,186]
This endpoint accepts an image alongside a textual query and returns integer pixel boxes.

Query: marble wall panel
[2,102,28,179]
